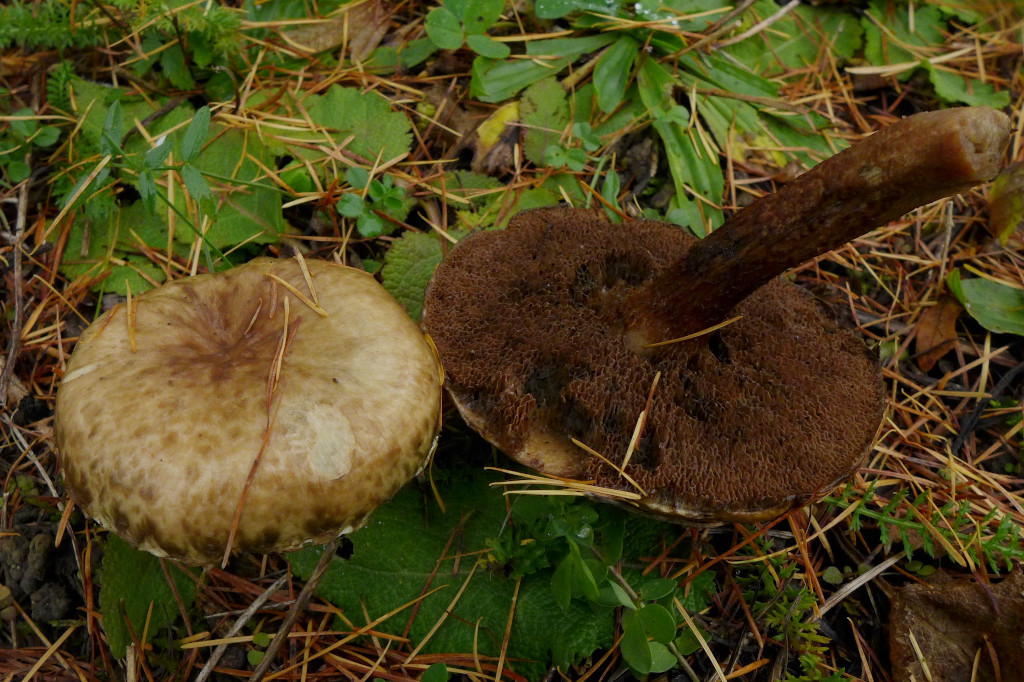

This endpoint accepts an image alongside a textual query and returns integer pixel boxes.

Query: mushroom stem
[628,107,1010,344]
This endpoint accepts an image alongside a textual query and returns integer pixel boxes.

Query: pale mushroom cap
[56,257,442,565]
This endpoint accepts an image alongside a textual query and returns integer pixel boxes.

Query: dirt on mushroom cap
[55,257,442,565]
[422,208,884,522]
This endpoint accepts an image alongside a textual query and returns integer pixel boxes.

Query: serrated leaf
[298,86,412,166]
[425,6,464,50]
[173,124,283,249]
[180,164,212,205]
[100,100,122,156]
[381,231,445,320]
[180,106,211,163]
[862,0,943,73]
[594,35,637,113]
[521,77,569,166]
[138,171,157,214]
[99,535,196,659]
[724,0,863,73]
[922,62,1010,108]
[947,270,1024,337]
[356,212,386,238]
[287,471,613,679]
[466,34,510,59]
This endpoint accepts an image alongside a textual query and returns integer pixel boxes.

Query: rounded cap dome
[56,257,442,565]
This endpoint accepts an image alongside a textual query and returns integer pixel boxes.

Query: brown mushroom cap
[422,107,1010,523]
[56,257,442,565]
[422,209,882,522]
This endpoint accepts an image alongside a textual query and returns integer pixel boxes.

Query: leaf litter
[0,1,1023,680]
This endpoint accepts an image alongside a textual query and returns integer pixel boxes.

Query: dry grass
[1,1,1023,680]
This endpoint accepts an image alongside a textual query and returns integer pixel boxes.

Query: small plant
[338,167,410,238]
[425,0,510,59]
[1,107,60,185]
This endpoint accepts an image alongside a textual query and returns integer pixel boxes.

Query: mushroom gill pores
[56,258,442,565]
[421,107,1011,523]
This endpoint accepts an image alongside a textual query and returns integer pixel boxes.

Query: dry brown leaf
[889,570,1024,682]
[915,295,963,371]
[285,0,390,61]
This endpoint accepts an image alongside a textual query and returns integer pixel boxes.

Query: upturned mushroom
[55,257,442,565]
[422,107,1010,523]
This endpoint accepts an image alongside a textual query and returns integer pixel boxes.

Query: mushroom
[421,107,1010,523]
[55,256,442,565]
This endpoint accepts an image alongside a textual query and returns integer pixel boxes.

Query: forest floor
[1,1,1023,681]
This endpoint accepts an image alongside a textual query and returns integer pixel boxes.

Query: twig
[951,359,1024,453]
[249,536,342,681]
[194,573,290,682]
[0,135,31,408]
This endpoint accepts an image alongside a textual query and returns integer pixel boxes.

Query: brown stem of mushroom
[627,107,1010,345]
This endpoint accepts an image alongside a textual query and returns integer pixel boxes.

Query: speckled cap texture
[422,208,884,523]
[56,257,442,565]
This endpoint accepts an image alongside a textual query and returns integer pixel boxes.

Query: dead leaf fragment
[915,295,963,371]
[284,0,390,62]
[889,570,1024,682]
[988,161,1024,245]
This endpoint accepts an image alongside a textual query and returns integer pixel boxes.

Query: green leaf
[32,125,61,147]
[921,62,1010,107]
[173,124,284,249]
[470,34,616,102]
[595,582,633,608]
[639,578,677,601]
[533,0,579,19]
[620,609,654,674]
[346,166,370,190]
[10,107,36,138]
[180,106,211,163]
[648,641,677,673]
[594,35,637,113]
[287,471,613,679]
[356,212,386,238]
[299,86,412,166]
[674,624,710,656]
[337,193,366,218]
[463,0,504,34]
[822,566,844,585]
[521,77,570,166]
[381,231,445,320]
[99,535,196,659]
[425,6,464,50]
[180,164,213,208]
[723,1,863,74]
[862,0,943,73]
[677,570,716,611]
[143,139,173,170]
[100,100,122,156]
[637,604,676,644]
[138,171,157,213]
[947,270,1024,336]
[421,662,448,682]
[7,161,30,183]
[466,34,511,59]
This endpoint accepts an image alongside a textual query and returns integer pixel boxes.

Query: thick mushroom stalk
[629,107,1010,344]
[422,107,1009,523]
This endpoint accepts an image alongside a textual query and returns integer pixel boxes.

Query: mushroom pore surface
[422,208,884,522]
[56,257,442,565]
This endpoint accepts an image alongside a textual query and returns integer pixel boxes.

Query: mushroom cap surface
[422,208,884,522]
[56,257,442,565]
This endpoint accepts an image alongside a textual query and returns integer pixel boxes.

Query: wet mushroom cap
[56,257,442,565]
[422,208,884,522]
